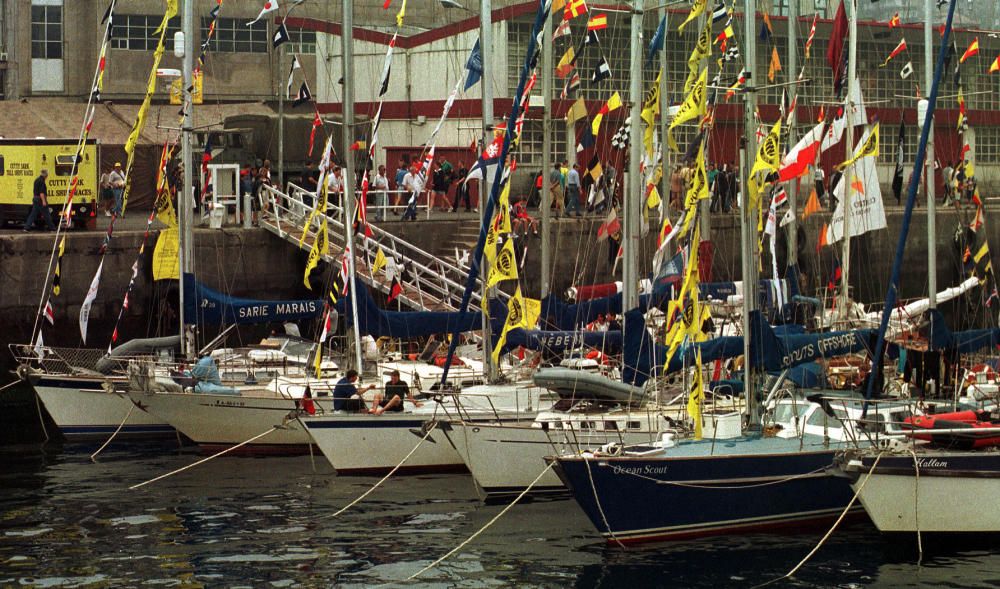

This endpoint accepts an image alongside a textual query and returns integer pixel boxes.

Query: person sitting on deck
[332,370,375,413]
[371,370,423,415]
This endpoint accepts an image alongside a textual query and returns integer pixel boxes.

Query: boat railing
[258,183,507,315]
[9,343,160,378]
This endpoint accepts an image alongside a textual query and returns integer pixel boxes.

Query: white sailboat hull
[129,389,311,454]
[301,413,469,474]
[33,376,174,440]
[854,472,1000,533]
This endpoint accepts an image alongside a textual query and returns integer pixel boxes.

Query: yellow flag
[156,0,178,34]
[552,0,566,11]
[749,118,782,180]
[677,0,707,33]
[685,20,712,94]
[668,68,707,152]
[680,144,708,237]
[641,72,662,159]
[606,91,623,112]
[372,247,388,275]
[687,350,705,440]
[646,185,662,209]
[169,70,204,105]
[396,0,408,27]
[565,97,587,124]
[496,180,512,233]
[836,123,880,170]
[556,46,576,78]
[487,238,518,288]
[492,286,542,364]
[303,218,328,290]
[484,223,499,266]
[152,227,180,281]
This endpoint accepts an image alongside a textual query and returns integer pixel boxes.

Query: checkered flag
[723,45,740,62]
[611,118,630,149]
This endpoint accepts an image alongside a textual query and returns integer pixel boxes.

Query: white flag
[79,260,104,344]
[826,130,886,244]
[248,0,279,26]
[34,330,45,359]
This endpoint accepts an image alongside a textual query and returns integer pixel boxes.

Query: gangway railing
[258,183,505,314]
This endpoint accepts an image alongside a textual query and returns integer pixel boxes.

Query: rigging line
[29,0,118,348]
[129,425,280,490]
[407,462,556,580]
[90,402,135,461]
[323,419,438,520]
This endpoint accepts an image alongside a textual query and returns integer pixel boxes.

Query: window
[203,17,268,53]
[31,4,62,59]
[110,15,180,51]
[54,154,76,176]
[287,28,317,54]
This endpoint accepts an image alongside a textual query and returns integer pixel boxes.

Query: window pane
[48,42,61,59]
[32,41,46,58]
[47,24,60,41]
[46,7,61,24]
[32,24,44,42]
[31,6,44,23]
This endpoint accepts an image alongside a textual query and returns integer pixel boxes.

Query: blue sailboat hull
[550,438,859,543]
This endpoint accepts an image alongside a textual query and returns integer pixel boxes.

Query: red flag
[387,277,402,303]
[882,38,907,66]
[888,13,901,28]
[990,55,1000,74]
[309,111,322,156]
[587,13,607,31]
[960,37,980,63]
[826,1,848,88]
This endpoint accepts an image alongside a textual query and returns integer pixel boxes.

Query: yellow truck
[0,139,99,229]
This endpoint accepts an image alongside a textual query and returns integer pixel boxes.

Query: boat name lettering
[610,465,669,475]
[540,334,576,348]
[817,333,856,355]
[213,400,246,407]
[916,458,947,468]
[236,301,317,319]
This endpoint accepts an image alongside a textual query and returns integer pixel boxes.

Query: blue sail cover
[622,307,875,386]
[343,285,491,338]
[541,293,664,331]
[183,274,323,325]
[502,328,622,356]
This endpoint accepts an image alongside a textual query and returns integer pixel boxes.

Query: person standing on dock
[452,164,472,212]
[108,162,126,217]
[23,169,56,232]
[373,164,389,222]
[565,163,582,217]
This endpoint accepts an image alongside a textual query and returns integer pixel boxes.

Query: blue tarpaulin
[184,274,323,326]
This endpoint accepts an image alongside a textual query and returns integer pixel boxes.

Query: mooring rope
[90,403,135,461]
[325,420,438,520]
[129,426,279,490]
[407,462,555,580]
[753,451,886,588]
[584,454,626,549]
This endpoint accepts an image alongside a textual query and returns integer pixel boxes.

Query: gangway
[258,184,505,314]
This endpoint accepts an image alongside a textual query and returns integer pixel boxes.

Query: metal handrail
[258,183,508,314]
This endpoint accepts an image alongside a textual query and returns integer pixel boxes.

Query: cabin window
[110,15,180,52]
[806,409,828,427]
[604,421,619,431]
[627,421,641,430]
[580,421,595,430]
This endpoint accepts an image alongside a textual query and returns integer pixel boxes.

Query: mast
[540,2,552,298]
[925,0,937,309]
[839,0,858,319]
[659,7,669,217]
[342,0,363,373]
[786,0,798,271]
[277,17,285,191]
[480,0,496,382]
[179,0,195,359]
[623,0,643,311]
[741,0,759,425]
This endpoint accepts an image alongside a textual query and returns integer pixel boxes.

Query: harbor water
[4,438,1000,587]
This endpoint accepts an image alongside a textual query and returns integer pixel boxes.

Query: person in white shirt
[401,164,422,221]
[325,165,343,212]
[373,164,389,222]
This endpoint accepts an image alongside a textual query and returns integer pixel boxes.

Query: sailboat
[546,0,936,542]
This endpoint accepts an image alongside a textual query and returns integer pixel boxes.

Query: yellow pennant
[396,0,408,28]
[836,122,880,171]
[687,349,704,440]
[668,68,707,152]
[372,247,388,275]
[303,218,328,289]
[684,19,712,94]
[749,118,783,180]
[492,286,541,364]
[678,0,707,33]
[486,238,519,289]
